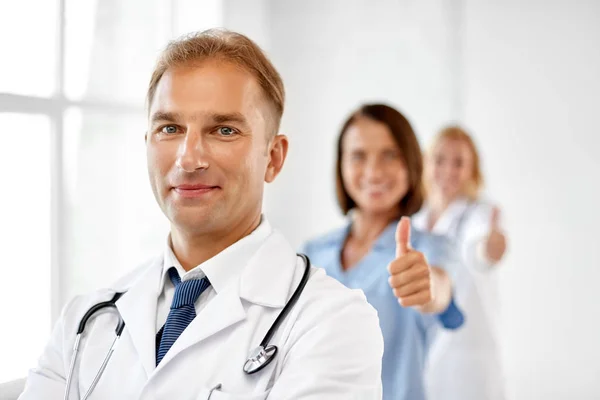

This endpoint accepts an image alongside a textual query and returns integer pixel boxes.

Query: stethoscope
[64,253,312,400]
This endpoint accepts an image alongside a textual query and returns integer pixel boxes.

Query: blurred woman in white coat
[413,126,508,400]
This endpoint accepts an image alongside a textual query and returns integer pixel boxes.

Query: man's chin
[169,207,220,232]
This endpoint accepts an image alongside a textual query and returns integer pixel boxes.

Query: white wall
[222,0,270,51]
[463,1,600,398]
[257,0,600,399]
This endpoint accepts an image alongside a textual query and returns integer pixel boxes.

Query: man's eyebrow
[208,112,250,130]
[150,111,182,124]
[208,112,250,128]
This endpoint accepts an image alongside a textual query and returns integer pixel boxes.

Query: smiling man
[19,29,384,400]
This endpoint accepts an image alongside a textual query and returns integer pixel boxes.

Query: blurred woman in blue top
[300,104,464,400]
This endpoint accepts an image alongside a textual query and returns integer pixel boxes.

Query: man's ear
[265,134,289,183]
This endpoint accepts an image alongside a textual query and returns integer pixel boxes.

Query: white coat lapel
[154,279,247,373]
[115,257,163,378]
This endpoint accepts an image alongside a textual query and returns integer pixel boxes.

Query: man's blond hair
[147,29,285,135]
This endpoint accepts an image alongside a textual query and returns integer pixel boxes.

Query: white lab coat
[413,198,507,400]
[19,230,383,400]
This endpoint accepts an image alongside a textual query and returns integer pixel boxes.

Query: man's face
[146,60,287,235]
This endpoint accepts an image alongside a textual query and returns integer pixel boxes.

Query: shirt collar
[159,216,273,294]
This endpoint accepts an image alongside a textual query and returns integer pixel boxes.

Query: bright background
[1,1,598,398]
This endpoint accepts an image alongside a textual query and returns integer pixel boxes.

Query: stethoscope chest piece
[243,345,278,374]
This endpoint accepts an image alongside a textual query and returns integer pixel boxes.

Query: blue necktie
[156,267,211,366]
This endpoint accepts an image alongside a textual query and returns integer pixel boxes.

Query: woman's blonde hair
[425,125,484,200]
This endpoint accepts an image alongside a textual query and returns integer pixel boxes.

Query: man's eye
[219,127,236,136]
[161,125,178,134]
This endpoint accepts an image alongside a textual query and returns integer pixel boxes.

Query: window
[0,0,59,97]
[0,0,223,383]
[0,114,52,382]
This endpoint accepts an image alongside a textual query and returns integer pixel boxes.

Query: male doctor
[20,29,386,399]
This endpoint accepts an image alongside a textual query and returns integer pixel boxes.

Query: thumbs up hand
[387,217,433,308]
[485,206,507,263]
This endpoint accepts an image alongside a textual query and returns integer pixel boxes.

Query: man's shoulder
[295,266,381,338]
[276,264,383,391]
[262,254,382,397]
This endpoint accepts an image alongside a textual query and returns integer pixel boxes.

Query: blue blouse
[301,219,464,400]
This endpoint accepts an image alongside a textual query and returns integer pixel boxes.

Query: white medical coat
[413,198,507,400]
[19,229,383,400]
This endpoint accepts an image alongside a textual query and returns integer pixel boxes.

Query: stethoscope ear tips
[243,344,278,374]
